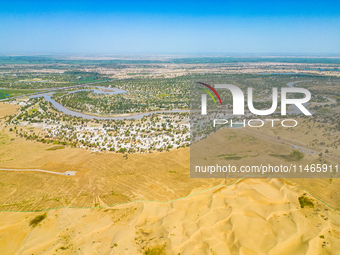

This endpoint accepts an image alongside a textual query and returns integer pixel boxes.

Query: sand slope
[1,178,340,255]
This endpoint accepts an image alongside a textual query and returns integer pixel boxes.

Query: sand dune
[1,178,340,254]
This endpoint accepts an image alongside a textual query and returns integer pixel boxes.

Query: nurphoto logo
[199,82,312,116]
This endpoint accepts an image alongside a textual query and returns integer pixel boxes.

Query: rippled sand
[1,178,340,254]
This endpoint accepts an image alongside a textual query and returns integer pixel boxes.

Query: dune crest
[1,178,340,255]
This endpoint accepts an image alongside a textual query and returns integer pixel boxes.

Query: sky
[0,0,340,55]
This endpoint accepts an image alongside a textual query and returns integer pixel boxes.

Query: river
[30,88,189,120]
[30,80,311,120]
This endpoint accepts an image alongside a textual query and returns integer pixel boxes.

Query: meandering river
[30,87,189,120]
[30,80,311,120]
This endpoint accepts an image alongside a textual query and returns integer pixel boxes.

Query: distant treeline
[1,55,340,65]
[171,57,340,64]
[0,56,166,65]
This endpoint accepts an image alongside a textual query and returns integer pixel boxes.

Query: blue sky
[0,0,339,55]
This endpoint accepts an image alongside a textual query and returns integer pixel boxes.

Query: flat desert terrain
[0,103,20,118]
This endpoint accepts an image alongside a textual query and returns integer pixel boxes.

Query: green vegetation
[288,150,305,160]
[46,146,65,151]
[56,76,190,115]
[217,153,243,160]
[29,213,47,227]
[11,96,189,153]
[270,150,304,162]
[298,196,314,208]
[223,156,243,160]
[3,57,340,156]
[0,91,6,99]
[66,71,108,84]
[0,89,42,98]
[144,244,166,255]
[0,70,110,89]
[218,153,237,157]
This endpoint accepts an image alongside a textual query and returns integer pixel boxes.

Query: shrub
[298,196,314,208]
[29,213,47,227]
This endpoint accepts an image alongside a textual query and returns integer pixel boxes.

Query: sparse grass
[223,156,243,160]
[241,136,256,142]
[29,213,47,227]
[225,133,236,140]
[217,153,244,160]
[46,146,65,151]
[217,153,237,157]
